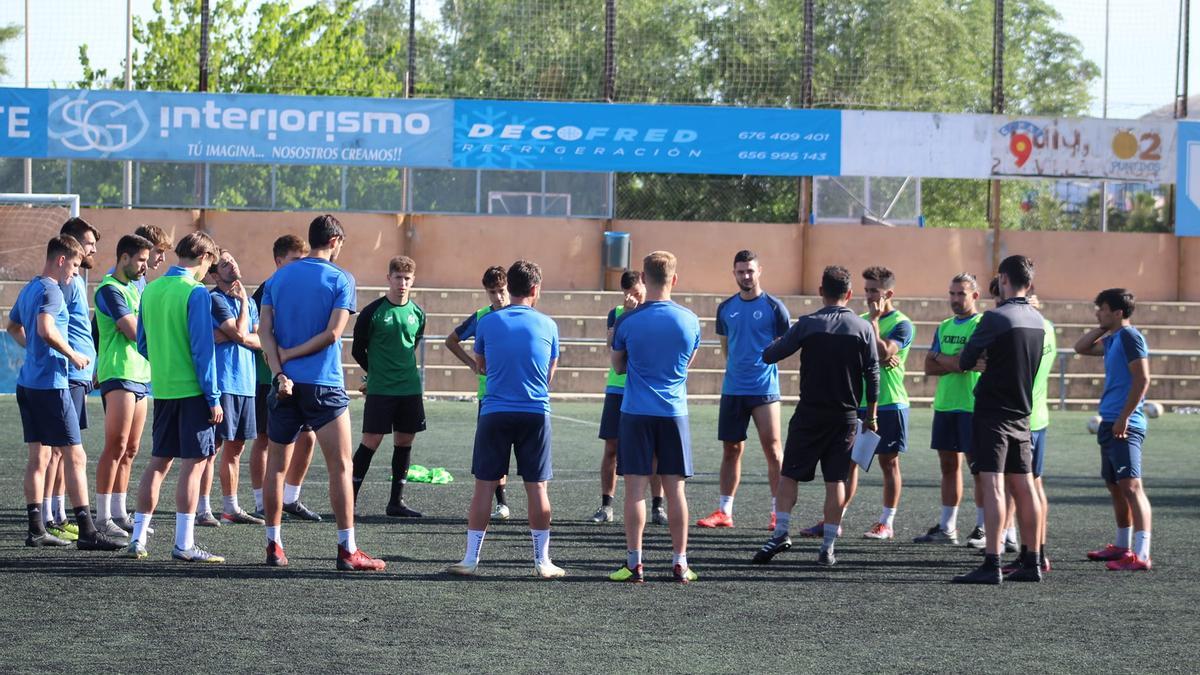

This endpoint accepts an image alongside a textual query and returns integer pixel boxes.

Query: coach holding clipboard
[751,265,880,568]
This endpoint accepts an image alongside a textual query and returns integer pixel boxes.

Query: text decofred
[466,123,697,143]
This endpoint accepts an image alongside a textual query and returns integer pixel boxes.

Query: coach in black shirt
[953,255,1046,585]
[751,266,879,568]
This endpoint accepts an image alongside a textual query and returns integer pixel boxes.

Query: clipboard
[852,419,881,472]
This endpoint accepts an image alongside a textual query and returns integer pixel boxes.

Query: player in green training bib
[445,265,513,520]
[818,266,913,541]
[93,234,154,536]
[350,256,428,518]
[917,273,986,546]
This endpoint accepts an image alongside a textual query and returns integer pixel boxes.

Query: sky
[0,0,1195,119]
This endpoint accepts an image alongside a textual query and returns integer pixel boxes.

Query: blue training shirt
[715,292,790,396]
[211,289,259,397]
[261,257,356,388]
[62,274,96,382]
[612,300,701,417]
[474,304,559,415]
[1099,325,1149,429]
[10,276,70,390]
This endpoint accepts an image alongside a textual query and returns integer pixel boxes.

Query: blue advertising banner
[0,88,454,167]
[1176,121,1200,237]
[453,100,841,175]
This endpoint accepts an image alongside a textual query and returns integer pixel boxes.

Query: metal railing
[415,336,1200,410]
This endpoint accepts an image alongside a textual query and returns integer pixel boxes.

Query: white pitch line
[548,413,601,427]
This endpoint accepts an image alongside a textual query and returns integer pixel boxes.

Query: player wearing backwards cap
[9,235,123,551]
[1075,288,1154,571]
[590,269,668,526]
[447,260,564,579]
[125,232,226,562]
[697,249,789,531]
[445,265,514,520]
[350,255,428,518]
[259,215,384,570]
[608,251,702,584]
[93,234,154,536]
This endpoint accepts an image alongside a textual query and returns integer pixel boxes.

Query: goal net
[0,194,80,282]
[487,191,573,216]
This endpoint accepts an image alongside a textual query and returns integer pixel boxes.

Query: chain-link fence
[0,0,1188,231]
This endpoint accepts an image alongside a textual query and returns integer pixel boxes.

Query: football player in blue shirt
[260,215,385,571]
[608,251,702,584]
[8,235,123,551]
[448,260,564,578]
[1076,288,1154,571]
[697,250,789,531]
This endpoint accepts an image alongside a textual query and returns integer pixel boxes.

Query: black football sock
[351,443,376,501]
[27,504,45,535]
[601,494,613,507]
[73,506,98,538]
[390,445,412,505]
[651,496,664,510]
[495,485,507,506]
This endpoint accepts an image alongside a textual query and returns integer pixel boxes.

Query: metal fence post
[1058,352,1068,411]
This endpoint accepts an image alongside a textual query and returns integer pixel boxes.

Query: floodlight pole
[195,0,210,211]
[989,0,1005,272]
[23,0,31,194]
[123,0,134,208]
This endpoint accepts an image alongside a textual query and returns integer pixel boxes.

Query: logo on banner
[48,92,149,154]
[998,121,1044,168]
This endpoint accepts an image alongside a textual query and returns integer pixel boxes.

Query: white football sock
[1116,526,1132,549]
[939,506,958,532]
[283,483,301,504]
[95,493,111,522]
[223,494,238,515]
[112,493,127,519]
[197,495,211,515]
[265,525,282,546]
[531,529,550,565]
[175,513,195,551]
[463,529,486,565]
[626,549,641,569]
[42,498,53,524]
[52,495,66,522]
[672,552,688,569]
[718,495,734,516]
[132,512,152,545]
[773,511,791,538]
[975,507,986,528]
[1133,531,1151,559]
[338,527,356,554]
[880,507,897,528]
[253,488,264,511]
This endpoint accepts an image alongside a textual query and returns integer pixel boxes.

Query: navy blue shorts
[255,383,271,434]
[969,412,1031,475]
[362,394,426,435]
[68,380,91,431]
[17,385,81,447]
[151,396,216,460]
[472,412,552,482]
[598,391,623,440]
[781,411,855,483]
[1030,428,1048,478]
[216,393,257,443]
[267,383,348,444]
[860,407,909,455]
[617,413,693,477]
[100,379,150,401]
[1097,422,1144,484]
[717,394,780,442]
[931,410,973,453]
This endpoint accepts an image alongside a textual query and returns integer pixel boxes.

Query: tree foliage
[49,0,1114,225]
